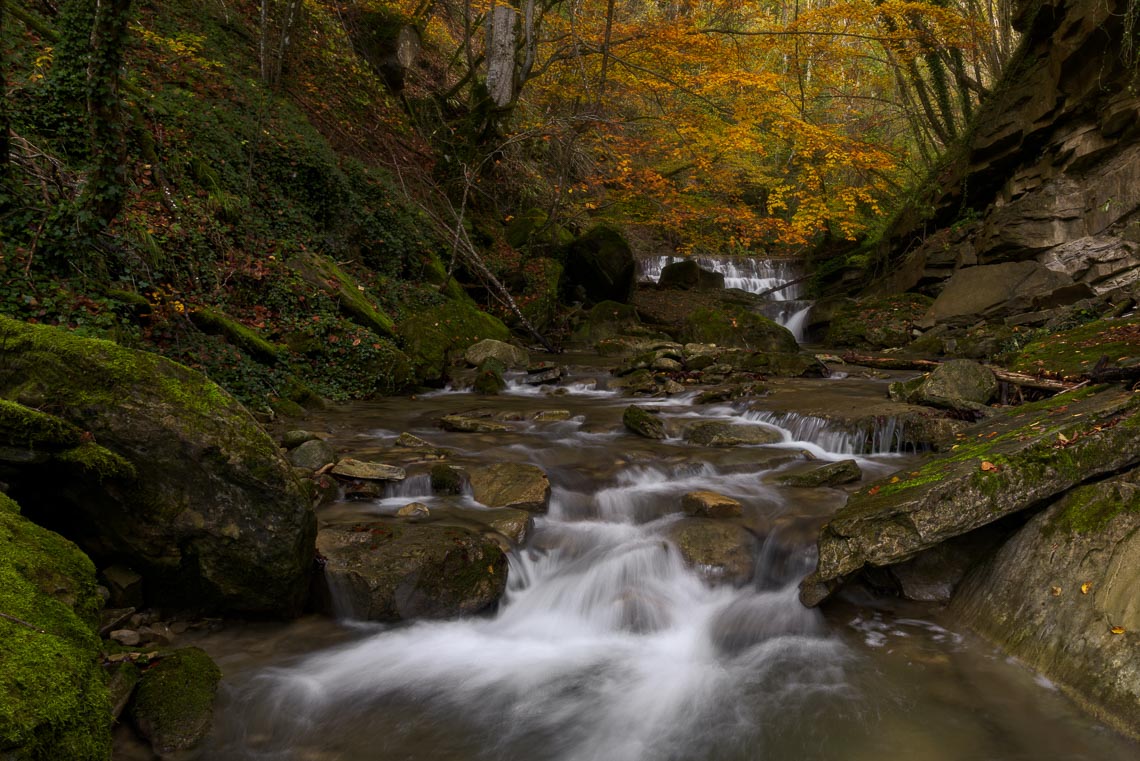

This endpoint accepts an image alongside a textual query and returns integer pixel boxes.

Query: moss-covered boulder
[681,307,798,353]
[657,260,725,291]
[130,647,222,755]
[396,300,511,382]
[316,521,508,621]
[623,405,667,439]
[0,493,111,760]
[801,387,1140,606]
[559,225,637,304]
[825,294,933,349]
[911,359,998,413]
[1009,315,1140,380]
[951,471,1140,740]
[0,317,316,615]
[464,339,529,369]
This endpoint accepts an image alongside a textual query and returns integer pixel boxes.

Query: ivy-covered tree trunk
[82,0,132,228]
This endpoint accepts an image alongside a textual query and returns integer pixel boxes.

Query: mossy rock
[777,459,862,488]
[623,405,666,439]
[0,493,112,760]
[1009,316,1140,380]
[505,207,573,250]
[0,317,316,616]
[430,464,464,495]
[396,300,511,382]
[559,225,636,304]
[826,294,933,350]
[680,307,798,353]
[292,251,396,338]
[472,358,507,395]
[188,306,282,365]
[131,647,222,755]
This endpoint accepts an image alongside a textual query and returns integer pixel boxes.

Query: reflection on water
[187,363,1138,761]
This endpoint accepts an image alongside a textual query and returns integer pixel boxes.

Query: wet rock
[609,370,660,395]
[887,528,1008,602]
[661,379,687,395]
[397,502,431,518]
[343,480,384,500]
[652,357,683,372]
[559,224,636,304]
[317,522,508,621]
[777,459,862,488]
[525,364,565,385]
[667,518,758,586]
[681,306,799,353]
[468,462,552,512]
[464,338,530,369]
[533,409,573,421]
[685,421,781,447]
[951,471,1140,740]
[623,405,667,439]
[801,388,1140,606]
[139,622,176,646]
[887,375,926,403]
[395,432,433,448]
[131,647,221,755]
[282,429,321,449]
[288,438,337,470]
[681,490,743,519]
[431,463,465,495]
[331,458,406,481]
[912,359,998,413]
[439,414,511,433]
[472,358,508,395]
[482,508,534,545]
[657,260,725,291]
[694,383,768,404]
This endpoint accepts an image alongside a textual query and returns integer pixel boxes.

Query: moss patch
[396,300,510,381]
[0,493,111,760]
[826,294,933,349]
[188,307,282,365]
[1046,478,1140,536]
[0,399,83,452]
[131,647,221,755]
[1009,316,1140,380]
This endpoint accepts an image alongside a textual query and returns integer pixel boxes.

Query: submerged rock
[317,522,508,621]
[951,472,1140,740]
[131,647,221,756]
[685,421,781,447]
[467,462,552,512]
[800,388,1140,606]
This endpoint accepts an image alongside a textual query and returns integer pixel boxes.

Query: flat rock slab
[681,490,743,518]
[467,462,552,512]
[331,458,406,481]
[440,414,511,433]
[951,472,1140,740]
[800,387,1140,606]
[685,421,781,447]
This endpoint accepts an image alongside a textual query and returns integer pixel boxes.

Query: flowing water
[637,256,813,341]
[173,358,1137,761]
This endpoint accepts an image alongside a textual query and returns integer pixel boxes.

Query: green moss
[1009,316,1140,380]
[131,647,221,755]
[55,442,137,482]
[1046,480,1140,536]
[681,307,798,353]
[0,399,83,451]
[0,493,111,760]
[293,252,396,339]
[826,294,933,349]
[395,300,510,381]
[188,307,282,365]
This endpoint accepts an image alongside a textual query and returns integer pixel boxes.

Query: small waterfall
[748,410,919,455]
[638,255,812,341]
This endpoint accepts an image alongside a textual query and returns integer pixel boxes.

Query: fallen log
[840,352,1076,393]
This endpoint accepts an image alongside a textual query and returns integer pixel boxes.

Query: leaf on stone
[1050,586,1062,597]
[1057,432,1070,445]
[890,476,900,483]
[868,485,880,496]
[1080,582,1092,594]
[980,461,999,472]
[1110,626,1125,635]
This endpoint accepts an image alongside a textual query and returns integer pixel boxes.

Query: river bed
[138,356,1139,761]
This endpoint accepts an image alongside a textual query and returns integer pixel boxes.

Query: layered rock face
[875,0,1140,305]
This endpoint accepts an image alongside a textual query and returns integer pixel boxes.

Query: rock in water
[685,421,781,447]
[681,491,743,518]
[467,462,552,512]
[331,458,407,481]
[951,472,1140,741]
[623,405,666,440]
[317,522,508,621]
[0,316,315,615]
[667,518,758,586]
[464,339,530,369]
[288,438,337,470]
[777,459,862,488]
[131,647,222,755]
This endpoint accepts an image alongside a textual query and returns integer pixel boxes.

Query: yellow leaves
[1110,626,1126,635]
[1050,586,1062,597]
[1080,582,1092,595]
[980,460,1000,472]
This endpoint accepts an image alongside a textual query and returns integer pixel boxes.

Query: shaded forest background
[1,0,1026,409]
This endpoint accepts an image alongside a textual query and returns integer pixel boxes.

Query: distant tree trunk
[82,0,133,227]
[0,0,8,180]
[485,3,517,108]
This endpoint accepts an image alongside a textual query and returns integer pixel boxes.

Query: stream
[158,356,1139,761]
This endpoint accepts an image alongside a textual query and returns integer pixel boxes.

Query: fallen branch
[840,352,940,370]
[989,368,1074,392]
[841,352,1076,393]
[1,610,49,634]
[755,273,812,299]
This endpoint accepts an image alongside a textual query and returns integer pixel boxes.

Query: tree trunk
[82,0,132,227]
[0,0,8,180]
[486,4,517,108]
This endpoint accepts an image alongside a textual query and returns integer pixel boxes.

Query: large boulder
[911,359,998,413]
[0,317,316,615]
[464,339,530,370]
[0,493,111,759]
[622,405,667,440]
[801,387,1140,606]
[919,262,1074,327]
[951,472,1140,740]
[467,462,552,512]
[657,260,725,291]
[684,421,782,447]
[560,225,637,304]
[681,307,799,353]
[316,521,508,621]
